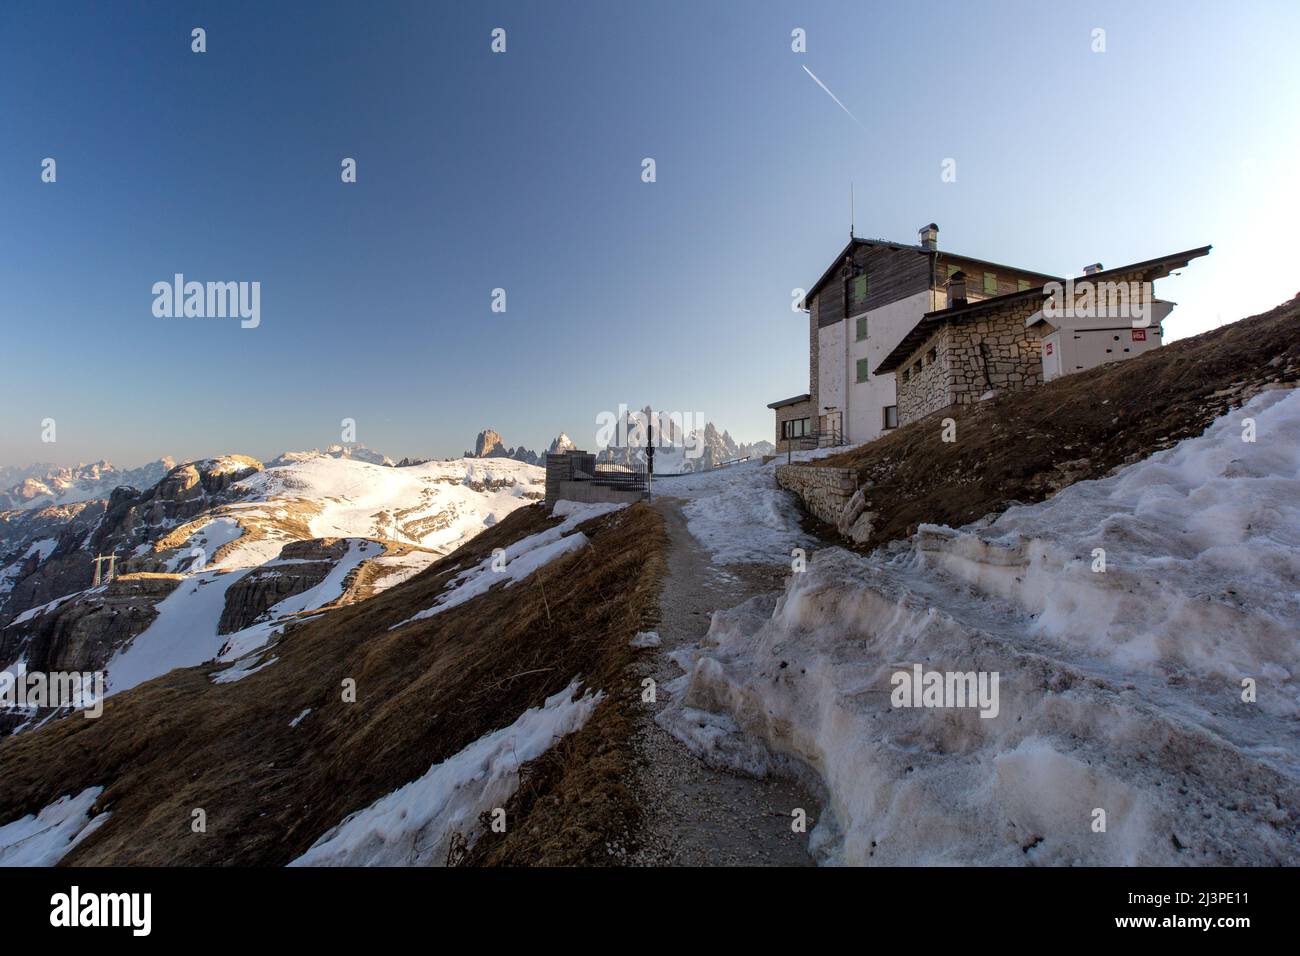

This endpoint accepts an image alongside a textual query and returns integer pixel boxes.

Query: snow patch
[290,680,602,866]
[0,787,108,866]
[392,501,623,627]
[661,459,812,564]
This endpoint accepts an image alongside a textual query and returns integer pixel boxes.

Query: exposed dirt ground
[813,295,1300,550]
[625,500,820,866]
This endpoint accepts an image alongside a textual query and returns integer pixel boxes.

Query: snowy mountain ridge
[0,458,175,511]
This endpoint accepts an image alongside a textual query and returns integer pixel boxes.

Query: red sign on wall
[1044,341,1054,355]
[1132,329,1147,341]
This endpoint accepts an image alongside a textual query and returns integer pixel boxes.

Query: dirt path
[627,499,820,866]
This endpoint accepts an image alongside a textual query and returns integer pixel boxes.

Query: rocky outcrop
[217,538,349,633]
[473,429,508,458]
[0,573,179,676]
[0,458,263,626]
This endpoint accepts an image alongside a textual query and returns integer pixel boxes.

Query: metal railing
[784,428,845,462]
[588,464,649,493]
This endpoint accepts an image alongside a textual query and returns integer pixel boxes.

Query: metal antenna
[850,182,855,238]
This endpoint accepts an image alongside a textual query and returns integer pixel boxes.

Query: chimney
[946,270,967,308]
[919,223,939,252]
[1082,262,1103,275]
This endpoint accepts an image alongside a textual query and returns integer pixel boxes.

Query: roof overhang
[1027,299,1176,332]
[873,244,1211,374]
[767,393,811,410]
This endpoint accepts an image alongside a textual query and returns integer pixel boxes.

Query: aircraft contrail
[802,64,865,129]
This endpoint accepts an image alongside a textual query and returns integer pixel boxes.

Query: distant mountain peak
[464,429,578,466]
[270,443,394,468]
[0,457,176,511]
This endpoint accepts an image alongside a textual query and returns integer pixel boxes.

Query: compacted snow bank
[660,391,1300,865]
[916,388,1300,693]
[290,680,603,866]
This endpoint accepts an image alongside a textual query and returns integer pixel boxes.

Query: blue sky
[2,0,1297,467]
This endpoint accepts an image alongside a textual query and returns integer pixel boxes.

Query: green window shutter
[983,272,998,294]
[856,358,870,383]
[947,264,959,278]
[1017,279,1031,292]
[852,274,868,301]
[855,315,868,341]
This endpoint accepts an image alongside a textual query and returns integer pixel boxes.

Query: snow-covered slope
[2,456,546,709]
[660,389,1300,865]
[236,456,543,555]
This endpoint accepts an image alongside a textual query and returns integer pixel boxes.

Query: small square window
[927,347,937,364]
[983,272,998,295]
[902,367,911,383]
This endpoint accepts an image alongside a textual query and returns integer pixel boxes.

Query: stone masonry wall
[896,326,956,425]
[775,464,857,526]
[895,298,1044,426]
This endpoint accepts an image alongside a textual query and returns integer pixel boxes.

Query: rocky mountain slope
[0,453,544,728]
[0,458,175,511]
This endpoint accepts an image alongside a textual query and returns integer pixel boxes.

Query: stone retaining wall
[775,464,857,526]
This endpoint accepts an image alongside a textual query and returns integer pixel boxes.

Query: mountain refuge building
[770,224,1209,446]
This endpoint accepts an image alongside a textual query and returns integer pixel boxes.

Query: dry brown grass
[811,295,1300,549]
[0,501,667,866]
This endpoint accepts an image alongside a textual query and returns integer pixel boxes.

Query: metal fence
[589,463,649,493]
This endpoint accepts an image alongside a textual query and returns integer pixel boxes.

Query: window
[856,357,870,383]
[912,361,922,378]
[851,274,868,301]
[855,315,868,341]
[782,417,810,439]
[983,272,998,295]
[1017,279,1031,292]
[947,264,960,278]
[902,367,911,383]
[882,405,898,429]
[927,347,938,364]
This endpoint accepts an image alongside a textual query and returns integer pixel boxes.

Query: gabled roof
[873,244,1212,374]
[801,236,1058,309]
